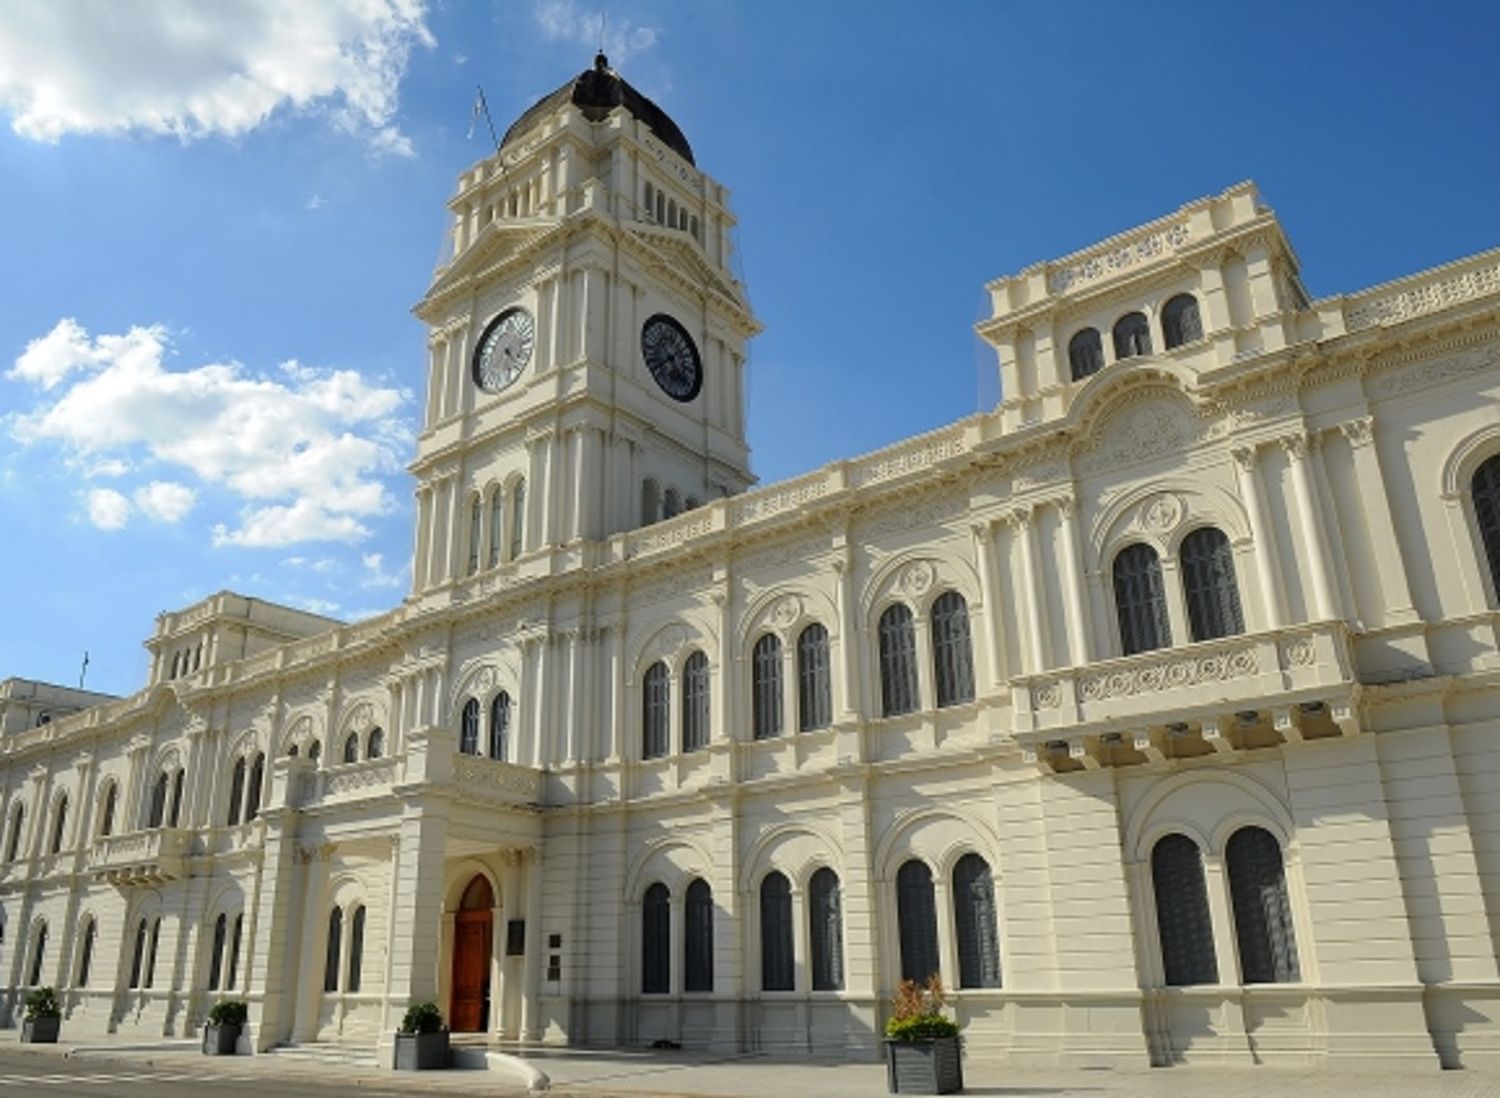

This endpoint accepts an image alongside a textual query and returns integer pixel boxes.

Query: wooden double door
[451,874,496,1032]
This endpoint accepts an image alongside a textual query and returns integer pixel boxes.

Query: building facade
[4,54,1500,1070]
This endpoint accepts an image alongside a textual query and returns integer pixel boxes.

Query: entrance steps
[265,1041,379,1070]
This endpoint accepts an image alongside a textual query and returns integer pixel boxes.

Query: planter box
[394,1029,450,1070]
[22,1016,60,1044]
[203,1022,241,1055]
[885,1035,963,1094]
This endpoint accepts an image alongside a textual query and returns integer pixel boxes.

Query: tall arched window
[145,917,161,988]
[1151,834,1218,987]
[931,591,975,708]
[29,922,47,987]
[208,913,227,991]
[324,906,343,992]
[129,918,148,988]
[1474,454,1500,598]
[1113,311,1152,359]
[50,794,67,854]
[1227,826,1300,984]
[897,859,939,983]
[642,882,670,994]
[245,753,265,822]
[347,905,366,993]
[797,623,832,732]
[760,871,794,991]
[226,758,246,826]
[309,741,322,763]
[488,489,504,569]
[641,478,660,526]
[467,493,482,575]
[1161,293,1203,349]
[879,604,920,717]
[1113,544,1171,655]
[344,732,360,763]
[169,768,184,827]
[751,634,783,740]
[460,697,481,756]
[509,479,526,560]
[227,914,244,989]
[681,651,710,752]
[367,727,384,760]
[99,783,117,838]
[809,867,844,991]
[147,771,169,828]
[663,488,681,519]
[953,853,1001,989]
[5,804,24,862]
[77,917,96,988]
[489,693,511,761]
[684,878,714,993]
[1181,527,1244,641]
[642,662,669,759]
[1068,328,1105,380]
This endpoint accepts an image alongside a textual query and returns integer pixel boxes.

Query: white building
[4,53,1500,1071]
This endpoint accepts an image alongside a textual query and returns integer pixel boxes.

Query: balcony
[1010,622,1359,772]
[90,828,191,885]
[450,753,543,809]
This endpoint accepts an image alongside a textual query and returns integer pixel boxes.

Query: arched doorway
[451,875,494,1032]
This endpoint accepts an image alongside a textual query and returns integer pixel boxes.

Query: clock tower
[408,54,758,597]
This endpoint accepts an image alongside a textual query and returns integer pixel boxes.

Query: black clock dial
[640,314,702,402]
[472,306,535,393]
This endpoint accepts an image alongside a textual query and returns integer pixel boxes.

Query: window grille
[684,878,714,992]
[208,913,227,991]
[760,872,794,991]
[682,652,710,751]
[77,918,95,988]
[1226,826,1300,984]
[1475,455,1500,598]
[226,759,245,826]
[490,694,510,760]
[100,784,116,838]
[751,634,783,739]
[148,772,168,828]
[797,624,832,732]
[169,769,184,827]
[50,795,67,854]
[1113,544,1171,655]
[129,919,147,989]
[879,604,920,717]
[30,923,47,987]
[1181,527,1244,641]
[1151,834,1218,986]
[347,905,366,992]
[953,853,1001,988]
[467,494,482,575]
[642,662,669,759]
[510,480,526,559]
[1162,294,1203,349]
[809,867,844,991]
[1112,311,1153,359]
[245,753,265,822]
[642,882,670,993]
[344,733,360,763]
[931,591,976,708]
[227,914,243,988]
[896,859,940,983]
[461,697,481,755]
[367,727,384,760]
[488,490,504,568]
[1068,328,1105,380]
[324,907,342,992]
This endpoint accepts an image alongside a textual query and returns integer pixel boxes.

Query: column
[291,845,333,1042]
[970,520,1005,690]
[1232,445,1286,630]
[1282,433,1337,622]
[245,826,301,1051]
[1008,507,1046,674]
[712,589,732,742]
[1055,497,1092,665]
[569,428,587,542]
[380,799,451,1064]
[834,543,859,719]
[1340,416,1419,623]
[520,849,545,1040]
[531,638,550,768]
[608,623,626,762]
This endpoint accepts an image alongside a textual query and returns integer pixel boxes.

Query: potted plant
[203,998,247,1055]
[883,976,962,1095]
[21,986,60,1044]
[394,1001,449,1070]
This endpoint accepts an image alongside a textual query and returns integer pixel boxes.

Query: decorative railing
[1045,221,1192,295]
[451,754,543,807]
[90,828,191,885]
[318,757,400,803]
[1344,251,1500,332]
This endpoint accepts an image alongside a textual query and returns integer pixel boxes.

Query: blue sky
[1,0,1496,698]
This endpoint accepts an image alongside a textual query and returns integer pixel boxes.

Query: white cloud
[360,551,405,589]
[289,596,342,616]
[86,458,130,479]
[0,0,434,155]
[307,193,327,211]
[11,318,411,549]
[533,1,658,65]
[86,488,130,530]
[134,480,196,523]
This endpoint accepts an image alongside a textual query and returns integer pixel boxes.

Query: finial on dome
[594,51,608,72]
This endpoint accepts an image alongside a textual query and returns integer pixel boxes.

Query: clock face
[640,314,702,402]
[472,307,535,393]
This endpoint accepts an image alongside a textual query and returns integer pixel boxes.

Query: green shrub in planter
[395,1001,449,1070]
[883,977,963,1095]
[22,986,60,1044]
[203,999,248,1056]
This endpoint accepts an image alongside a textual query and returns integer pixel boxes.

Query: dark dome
[500,53,694,166]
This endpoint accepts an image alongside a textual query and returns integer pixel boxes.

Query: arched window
[879,604,920,717]
[148,771,169,828]
[1181,527,1244,641]
[129,918,148,988]
[460,697,481,756]
[684,878,714,993]
[488,489,504,569]
[953,853,1001,989]
[642,882,670,994]
[347,905,366,993]
[797,623,832,732]
[509,479,526,560]
[641,478,660,525]
[226,758,246,826]
[367,727,384,760]
[642,662,669,759]
[309,741,321,762]
[245,753,265,822]
[1113,311,1152,359]
[169,768,185,827]
[1151,834,1218,986]
[208,913,227,991]
[99,783,117,838]
[809,867,844,991]
[643,180,654,220]
[29,922,47,987]
[227,914,243,989]
[663,488,681,519]
[324,906,343,992]
[655,191,665,223]
[145,918,161,988]
[77,917,96,988]
[5,804,24,862]
[1474,454,1500,598]
[1227,827,1300,984]
[931,591,975,708]
[751,634,783,740]
[681,651,710,752]
[1113,544,1171,655]
[467,493,482,575]
[344,732,360,763]
[760,871,794,991]
[1068,328,1104,380]
[50,794,67,854]
[1162,293,1203,349]
[896,859,939,983]
[685,495,700,511]
[489,693,511,761]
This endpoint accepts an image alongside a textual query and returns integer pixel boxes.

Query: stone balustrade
[90,827,191,885]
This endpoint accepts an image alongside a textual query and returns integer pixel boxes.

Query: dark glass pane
[30,924,47,986]
[245,754,265,822]
[752,634,783,739]
[226,760,245,826]
[931,591,975,708]
[347,906,366,993]
[227,915,243,989]
[490,694,510,760]
[101,785,116,837]
[344,733,360,763]
[1112,312,1153,359]
[148,773,168,828]
[145,918,160,988]
[1181,527,1245,641]
[1162,294,1203,349]
[129,919,147,988]
[368,728,384,760]
[461,698,481,756]
[1475,455,1500,599]
[953,853,1001,988]
[169,769,184,827]
[78,921,95,988]
[1151,834,1218,986]
[682,652,710,751]
[51,796,67,853]
[879,605,919,717]
[809,867,844,991]
[208,913,227,991]
[684,878,714,992]
[1113,544,1171,655]
[642,882,670,993]
[324,907,343,992]
[642,662,669,759]
[6,805,22,862]
[1227,827,1300,984]
[797,624,832,731]
[896,859,939,983]
[1068,328,1104,380]
[760,872,794,991]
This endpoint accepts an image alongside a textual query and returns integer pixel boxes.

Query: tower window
[1162,293,1203,349]
[490,693,511,761]
[681,651,710,752]
[643,181,655,221]
[509,479,526,560]
[461,698,481,756]
[1068,328,1104,380]
[1113,311,1153,359]
[663,488,681,519]
[641,478,660,525]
